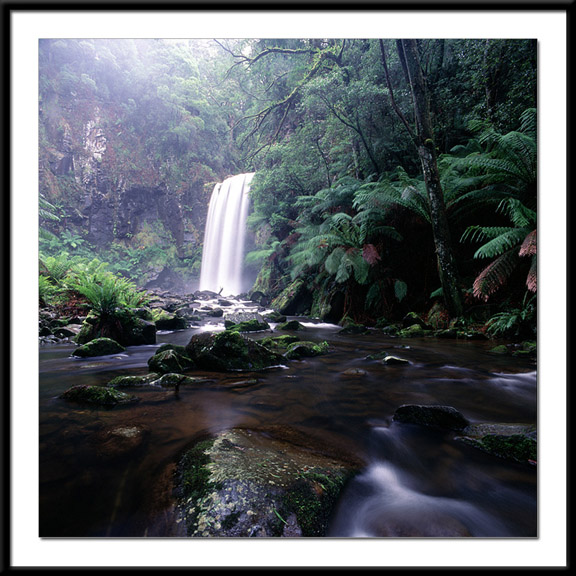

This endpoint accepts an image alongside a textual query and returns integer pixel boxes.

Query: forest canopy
[39,37,537,335]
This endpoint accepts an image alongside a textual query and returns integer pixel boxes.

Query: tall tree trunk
[401,39,464,317]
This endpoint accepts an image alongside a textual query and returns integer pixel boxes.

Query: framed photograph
[5,1,569,570]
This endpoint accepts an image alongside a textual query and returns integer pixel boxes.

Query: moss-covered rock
[402,312,430,329]
[72,337,125,357]
[284,340,329,360]
[277,320,306,331]
[270,278,312,316]
[393,404,470,431]
[153,373,214,388]
[225,319,271,333]
[147,348,196,374]
[398,324,431,338]
[456,423,537,463]
[489,345,510,355]
[153,309,188,330]
[260,335,301,351]
[338,320,369,335]
[108,373,161,387]
[59,384,138,406]
[173,428,360,537]
[185,331,285,372]
[263,311,287,323]
[76,309,156,346]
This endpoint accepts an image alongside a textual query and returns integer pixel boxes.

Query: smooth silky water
[39,318,537,538]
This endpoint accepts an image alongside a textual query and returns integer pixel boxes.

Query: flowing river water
[39,303,537,538]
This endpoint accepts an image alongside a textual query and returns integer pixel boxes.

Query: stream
[39,303,537,538]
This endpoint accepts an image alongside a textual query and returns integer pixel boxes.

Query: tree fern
[457,109,537,300]
[472,228,530,260]
[472,250,520,301]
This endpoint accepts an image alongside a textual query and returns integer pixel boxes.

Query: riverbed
[39,311,537,538]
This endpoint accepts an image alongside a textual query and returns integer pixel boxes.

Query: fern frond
[394,279,408,302]
[526,255,537,292]
[461,225,513,245]
[473,228,528,259]
[519,229,537,257]
[472,250,520,300]
[519,108,537,137]
[497,198,536,228]
[325,246,346,276]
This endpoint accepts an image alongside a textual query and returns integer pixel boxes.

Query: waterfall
[199,172,255,296]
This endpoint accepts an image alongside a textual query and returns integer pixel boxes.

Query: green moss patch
[72,337,125,357]
[60,384,138,406]
[174,428,359,537]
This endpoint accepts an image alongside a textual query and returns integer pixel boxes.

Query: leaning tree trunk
[401,39,464,318]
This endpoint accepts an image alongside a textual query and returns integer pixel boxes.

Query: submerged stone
[393,404,470,431]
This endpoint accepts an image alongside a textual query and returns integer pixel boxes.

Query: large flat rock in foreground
[174,427,360,537]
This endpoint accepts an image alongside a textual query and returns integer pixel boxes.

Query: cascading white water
[199,172,255,296]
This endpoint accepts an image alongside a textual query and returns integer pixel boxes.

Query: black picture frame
[2,0,570,571]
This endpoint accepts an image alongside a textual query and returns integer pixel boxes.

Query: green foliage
[485,293,536,338]
[65,272,149,317]
[38,250,149,315]
[38,37,537,327]
[39,275,59,306]
[459,111,537,301]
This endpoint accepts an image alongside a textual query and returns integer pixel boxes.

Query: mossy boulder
[393,404,470,431]
[277,320,306,331]
[108,373,162,387]
[260,335,301,351]
[152,373,214,388]
[76,309,156,346]
[456,423,537,463]
[398,324,430,338]
[59,384,138,406]
[72,337,125,358]
[185,331,285,372]
[284,340,329,360]
[174,428,360,537]
[489,345,510,355]
[225,319,271,333]
[270,278,313,316]
[338,322,369,335]
[402,312,430,329]
[148,348,196,374]
[153,309,188,330]
[263,311,287,323]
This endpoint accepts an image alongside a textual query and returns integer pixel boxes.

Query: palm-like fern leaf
[472,228,530,260]
[472,250,520,301]
[526,255,537,292]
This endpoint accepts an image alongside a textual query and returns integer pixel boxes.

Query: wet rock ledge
[173,427,360,537]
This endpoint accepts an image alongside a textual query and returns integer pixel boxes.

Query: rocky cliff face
[40,106,214,291]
